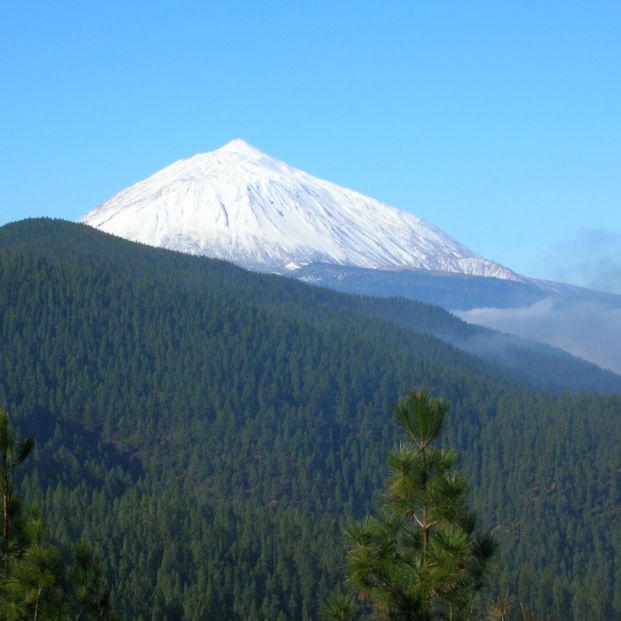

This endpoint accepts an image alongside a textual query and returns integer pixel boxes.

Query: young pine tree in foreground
[326,389,496,621]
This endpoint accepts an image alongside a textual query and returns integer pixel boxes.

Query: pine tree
[0,411,112,620]
[0,410,34,577]
[328,389,496,620]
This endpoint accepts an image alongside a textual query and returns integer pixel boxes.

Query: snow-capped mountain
[77,140,621,373]
[80,139,519,281]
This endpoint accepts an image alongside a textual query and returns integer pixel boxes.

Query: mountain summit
[80,140,518,280]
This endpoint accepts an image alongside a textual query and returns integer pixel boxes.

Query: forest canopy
[0,219,619,619]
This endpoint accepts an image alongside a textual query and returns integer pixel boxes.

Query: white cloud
[456,298,621,374]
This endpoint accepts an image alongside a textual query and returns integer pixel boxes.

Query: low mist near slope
[456,297,621,374]
[290,262,621,375]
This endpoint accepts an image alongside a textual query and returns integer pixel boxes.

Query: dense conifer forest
[0,219,619,619]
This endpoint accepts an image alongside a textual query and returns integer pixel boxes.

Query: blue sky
[1,2,620,290]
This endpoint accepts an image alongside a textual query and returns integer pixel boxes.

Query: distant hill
[1,218,619,619]
[289,261,621,374]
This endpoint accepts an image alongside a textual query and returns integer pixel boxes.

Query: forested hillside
[0,219,619,619]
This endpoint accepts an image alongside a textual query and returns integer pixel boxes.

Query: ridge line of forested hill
[2,218,620,394]
[0,217,619,619]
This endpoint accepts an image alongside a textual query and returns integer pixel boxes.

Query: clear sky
[1,2,620,291]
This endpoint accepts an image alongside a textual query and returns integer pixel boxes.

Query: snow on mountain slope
[80,139,520,280]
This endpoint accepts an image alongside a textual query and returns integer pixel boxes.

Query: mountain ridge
[3,218,620,392]
[78,140,621,372]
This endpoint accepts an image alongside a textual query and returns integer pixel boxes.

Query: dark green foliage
[0,412,111,620]
[0,219,619,619]
[0,410,35,575]
[1,513,64,620]
[66,540,111,620]
[334,390,496,620]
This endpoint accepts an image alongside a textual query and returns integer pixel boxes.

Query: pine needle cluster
[327,389,496,621]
